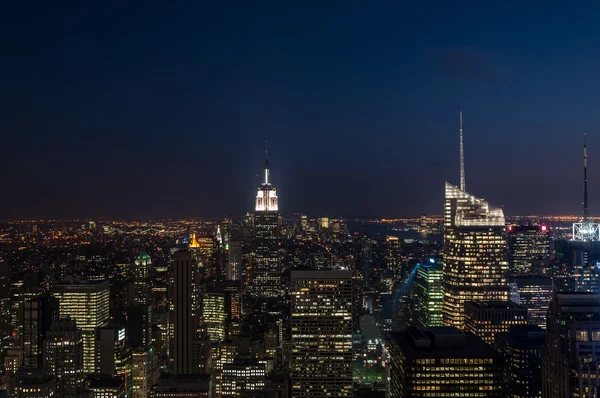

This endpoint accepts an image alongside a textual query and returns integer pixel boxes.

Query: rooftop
[465,300,527,310]
[391,326,501,360]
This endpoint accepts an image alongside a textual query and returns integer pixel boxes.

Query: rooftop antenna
[584,134,589,220]
[264,140,270,184]
[460,111,466,191]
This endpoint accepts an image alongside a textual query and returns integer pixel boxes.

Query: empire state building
[249,146,282,298]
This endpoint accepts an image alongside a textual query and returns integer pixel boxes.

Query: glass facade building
[414,259,443,329]
[443,182,509,329]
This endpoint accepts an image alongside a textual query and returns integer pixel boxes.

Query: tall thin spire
[459,111,466,191]
[584,134,589,220]
[264,140,270,184]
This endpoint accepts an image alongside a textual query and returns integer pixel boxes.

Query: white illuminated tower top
[255,143,279,212]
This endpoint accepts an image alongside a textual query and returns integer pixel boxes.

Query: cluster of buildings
[2,129,600,398]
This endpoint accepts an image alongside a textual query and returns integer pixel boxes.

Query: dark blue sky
[1,1,599,219]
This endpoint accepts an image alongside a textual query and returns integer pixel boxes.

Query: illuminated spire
[584,133,589,220]
[459,111,466,192]
[255,141,278,212]
[264,140,270,185]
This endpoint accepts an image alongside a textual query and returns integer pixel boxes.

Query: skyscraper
[443,182,509,329]
[21,297,58,369]
[507,225,550,273]
[52,279,110,374]
[386,236,402,282]
[508,274,553,329]
[463,301,528,346]
[413,259,443,329]
[543,292,600,397]
[133,252,152,306]
[389,327,504,398]
[290,270,353,398]
[43,318,84,398]
[202,292,225,343]
[171,249,199,375]
[227,240,242,281]
[250,146,282,298]
[496,325,545,398]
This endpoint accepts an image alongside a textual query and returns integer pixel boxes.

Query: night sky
[2,2,600,219]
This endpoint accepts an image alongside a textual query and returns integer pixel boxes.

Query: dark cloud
[438,48,507,85]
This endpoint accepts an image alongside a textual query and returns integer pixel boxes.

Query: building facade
[43,318,84,398]
[171,249,199,375]
[507,225,550,273]
[508,274,553,329]
[52,280,110,374]
[496,325,545,398]
[414,259,443,329]
[389,327,504,397]
[542,292,600,397]
[250,150,282,298]
[443,182,509,329]
[464,301,528,346]
[290,270,353,398]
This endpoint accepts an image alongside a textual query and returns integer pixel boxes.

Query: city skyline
[3,3,600,219]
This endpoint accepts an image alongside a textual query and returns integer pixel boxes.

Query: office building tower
[129,252,153,353]
[127,304,152,350]
[132,348,152,398]
[221,360,266,398]
[150,374,211,398]
[508,275,553,329]
[223,281,241,324]
[496,325,545,398]
[96,326,131,386]
[290,270,353,398]
[133,252,152,306]
[43,318,84,398]
[543,292,600,397]
[250,147,282,298]
[15,368,55,398]
[172,249,199,375]
[202,292,225,343]
[443,182,509,329]
[227,240,243,281]
[352,270,363,333]
[414,259,443,329]
[21,296,59,369]
[386,236,402,282]
[52,280,110,374]
[464,301,528,346]
[508,225,550,273]
[569,240,600,293]
[389,327,504,398]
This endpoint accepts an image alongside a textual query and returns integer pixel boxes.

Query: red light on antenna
[508,225,513,232]
[541,225,547,232]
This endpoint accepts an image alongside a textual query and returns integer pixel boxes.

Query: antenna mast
[584,134,589,220]
[460,111,466,191]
